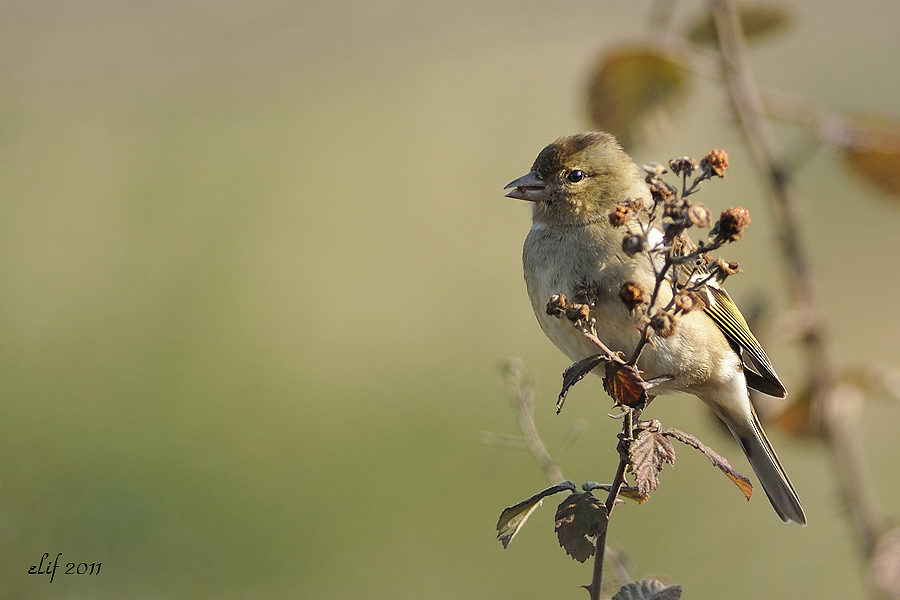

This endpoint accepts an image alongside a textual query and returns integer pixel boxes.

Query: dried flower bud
[573,285,599,307]
[687,203,712,228]
[650,181,675,203]
[663,197,689,220]
[650,309,677,338]
[547,294,568,317]
[566,303,591,322]
[622,234,645,257]
[701,149,729,178]
[713,206,751,242]
[625,197,645,211]
[608,204,633,227]
[673,291,700,314]
[669,157,698,177]
[712,257,741,278]
[619,281,647,309]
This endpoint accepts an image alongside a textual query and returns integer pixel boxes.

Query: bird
[504,131,806,525]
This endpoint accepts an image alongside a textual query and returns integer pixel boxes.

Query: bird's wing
[670,232,787,398]
[703,284,787,398]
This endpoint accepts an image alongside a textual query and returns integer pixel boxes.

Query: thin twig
[501,358,566,484]
[479,431,529,450]
[554,419,589,463]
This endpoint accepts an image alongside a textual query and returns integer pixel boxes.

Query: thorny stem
[588,410,634,600]
[711,0,886,558]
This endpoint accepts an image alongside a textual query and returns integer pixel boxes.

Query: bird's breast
[522,221,741,392]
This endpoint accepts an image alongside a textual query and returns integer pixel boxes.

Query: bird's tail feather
[733,405,806,526]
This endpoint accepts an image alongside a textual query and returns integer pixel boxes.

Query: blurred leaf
[840,115,900,199]
[686,3,793,46]
[604,362,648,408]
[663,428,753,500]
[613,579,683,600]
[586,46,691,149]
[628,430,676,494]
[496,480,577,548]
[558,354,607,413]
[774,385,815,437]
[554,492,607,563]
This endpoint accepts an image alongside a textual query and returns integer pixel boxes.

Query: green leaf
[686,3,793,46]
[613,579,683,600]
[496,480,577,548]
[585,46,691,149]
[554,492,607,563]
[557,354,607,413]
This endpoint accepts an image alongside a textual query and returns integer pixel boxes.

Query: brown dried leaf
[663,428,753,500]
[558,354,607,413]
[554,492,607,563]
[604,362,648,408]
[686,3,793,46]
[628,430,676,495]
[586,46,691,149]
[496,481,578,548]
[612,579,683,600]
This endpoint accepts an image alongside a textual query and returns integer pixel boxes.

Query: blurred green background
[2,1,899,598]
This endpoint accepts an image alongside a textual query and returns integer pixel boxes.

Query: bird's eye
[567,170,585,183]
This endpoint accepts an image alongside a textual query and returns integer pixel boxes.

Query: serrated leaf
[603,362,648,408]
[840,115,900,199]
[558,354,607,413]
[586,46,691,149]
[628,430,676,494]
[496,480,577,548]
[613,579,683,600]
[686,3,793,46]
[663,428,753,500]
[554,492,607,563]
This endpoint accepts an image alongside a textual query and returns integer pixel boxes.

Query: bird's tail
[732,404,806,526]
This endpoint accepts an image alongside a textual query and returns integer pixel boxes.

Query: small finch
[505,132,805,525]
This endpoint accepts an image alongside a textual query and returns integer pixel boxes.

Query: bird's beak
[504,171,547,202]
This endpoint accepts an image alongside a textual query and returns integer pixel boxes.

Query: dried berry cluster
[547,293,593,326]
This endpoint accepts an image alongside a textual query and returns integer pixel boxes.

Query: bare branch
[500,358,566,485]
[711,0,887,557]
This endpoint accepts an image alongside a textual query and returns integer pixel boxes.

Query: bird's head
[505,132,643,227]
